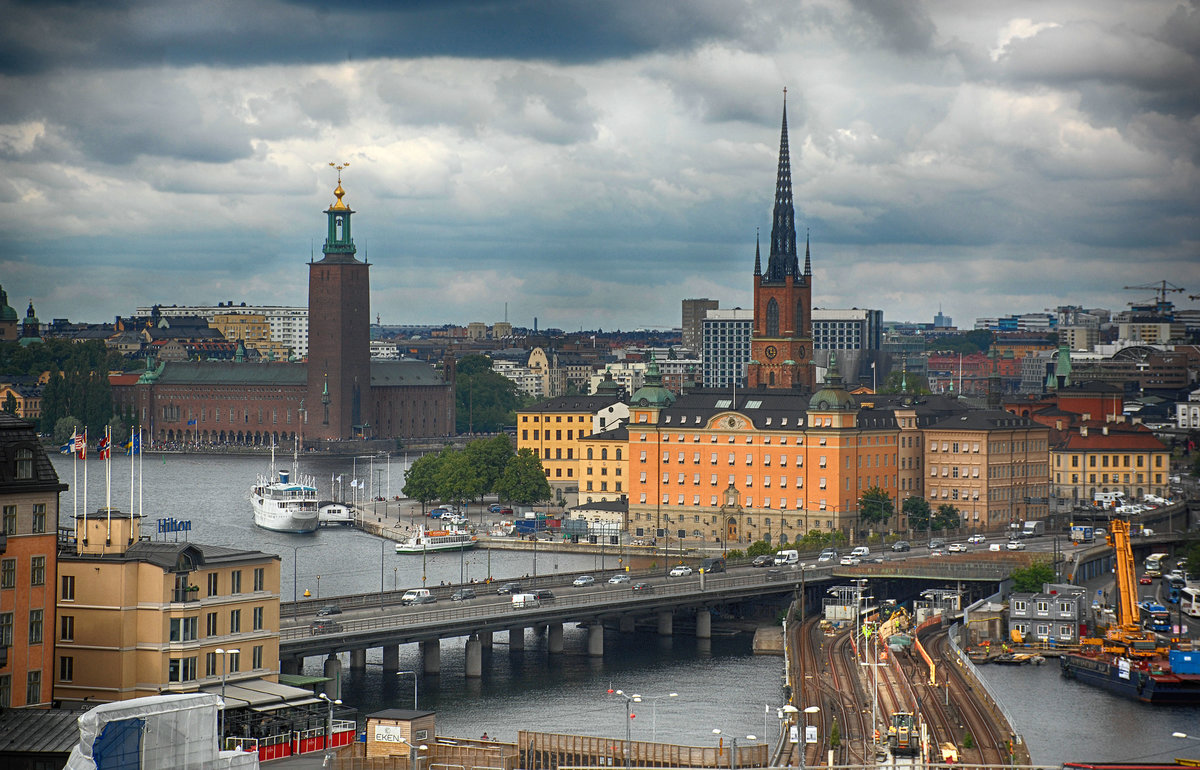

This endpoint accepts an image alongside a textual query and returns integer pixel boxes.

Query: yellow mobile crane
[1082,519,1166,657]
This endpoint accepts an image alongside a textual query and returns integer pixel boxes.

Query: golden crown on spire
[329,161,350,210]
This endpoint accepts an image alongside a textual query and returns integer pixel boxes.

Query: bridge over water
[280,556,1018,696]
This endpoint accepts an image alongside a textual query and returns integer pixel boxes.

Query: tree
[746,540,774,558]
[403,451,446,512]
[859,486,894,527]
[878,370,932,395]
[903,497,931,531]
[54,416,83,444]
[495,448,551,506]
[1184,542,1200,578]
[463,435,514,494]
[454,354,525,434]
[1010,562,1055,593]
[436,449,485,512]
[934,504,961,531]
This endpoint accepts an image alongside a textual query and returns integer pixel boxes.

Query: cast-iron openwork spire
[765,90,798,282]
[753,228,761,276]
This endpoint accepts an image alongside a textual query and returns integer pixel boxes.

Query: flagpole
[82,427,88,543]
[129,426,134,518]
[72,429,78,523]
[105,425,112,545]
[138,427,143,522]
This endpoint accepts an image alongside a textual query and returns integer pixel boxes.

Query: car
[929,549,945,557]
[839,556,860,566]
[573,575,595,587]
[496,582,521,595]
[947,543,968,553]
[669,565,694,577]
[631,582,653,592]
[309,619,343,635]
[451,588,477,601]
[316,605,342,617]
[401,588,432,605]
[608,574,631,584]
[929,538,946,549]
[411,594,437,605]
[752,555,777,567]
[891,541,911,552]
[533,589,556,602]
[1139,576,1154,585]
[1006,540,1027,551]
[488,504,503,513]
[850,546,870,558]
[967,534,986,544]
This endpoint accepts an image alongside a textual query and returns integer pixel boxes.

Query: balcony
[173,587,201,603]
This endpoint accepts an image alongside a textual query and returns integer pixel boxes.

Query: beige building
[1051,421,1170,505]
[1060,325,1099,352]
[578,426,628,504]
[210,312,292,360]
[923,410,1050,531]
[55,509,281,702]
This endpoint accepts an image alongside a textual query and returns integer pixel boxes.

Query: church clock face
[765,345,778,360]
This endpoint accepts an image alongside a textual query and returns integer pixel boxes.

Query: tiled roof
[370,360,447,387]
[0,414,67,492]
[927,410,1042,432]
[525,395,622,412]
[1059,424,1167,451]
[0,706,87,754]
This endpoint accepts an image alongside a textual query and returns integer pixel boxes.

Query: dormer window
[15,447,33,480]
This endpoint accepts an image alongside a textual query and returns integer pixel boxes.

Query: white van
[511,593,540,609]
[850,546,870,558]
[774,549,799,565]
[989,543,1001,552]
[401,589,432,605]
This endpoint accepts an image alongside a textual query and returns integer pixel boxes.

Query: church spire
[803,229,811,277]
[764,90,798,282]
[753,228,761,276]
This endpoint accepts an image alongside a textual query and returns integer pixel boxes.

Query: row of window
[1056,473,1156,485]
[0,609,43,646]
[164,406,296,425]
[1059,454,1162,468]
[635,493,832,511]
[0,555,46,588]
[164,646,265,683]
[521,414,583,422]
[1,503,47,535]
[640,451,812,467]
[0,672,40,707]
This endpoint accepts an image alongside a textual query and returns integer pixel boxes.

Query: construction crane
[1123,280,1186,312]
[1084,519,1165,657]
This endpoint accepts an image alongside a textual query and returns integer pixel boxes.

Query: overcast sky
[1,0,1198,331]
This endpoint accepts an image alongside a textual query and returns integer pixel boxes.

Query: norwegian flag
[98,433,111,460]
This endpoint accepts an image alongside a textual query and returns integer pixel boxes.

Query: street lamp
[640,692,678,742]
[398,736,428,770]
[608,688,639,770]
[398,670,418,709]
[290,544,315,620]
[712,729,757,770]
[799,706,820,770]
[215,647,240,745]
[319,692,342,767]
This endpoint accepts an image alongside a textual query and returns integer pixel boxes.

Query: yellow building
[210,313,291,360]
[55,509,281,702]
[923,410,1050,531]
[517,395,623,500]
[1052,421,1170,505]
[0,382,42,420]
[578,426,628,504]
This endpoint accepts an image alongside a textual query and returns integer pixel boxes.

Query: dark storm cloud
[846,0,937,55]
[0,0,749,75]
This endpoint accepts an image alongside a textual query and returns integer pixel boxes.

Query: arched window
[794,299,804,334]
[587,448,593,460]
[766,299,779,337]
[616,448,622,460]
[601,448,608,460]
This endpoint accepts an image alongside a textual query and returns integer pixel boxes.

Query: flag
[98,434,111,460]
[187,419,197,426]
[77,429,87,460]
[336,475,343,483]
[127,434,140,455]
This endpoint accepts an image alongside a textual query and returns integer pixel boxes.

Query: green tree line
[402,436,551,513]
[0,339,126,435]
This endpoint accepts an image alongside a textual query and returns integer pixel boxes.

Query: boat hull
[1060,653,1200,705]
[252,499,319,534]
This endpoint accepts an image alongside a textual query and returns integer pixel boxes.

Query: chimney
[1102,426,1108,435]
[1080,425,1088,437]
[1082,412,1091,422]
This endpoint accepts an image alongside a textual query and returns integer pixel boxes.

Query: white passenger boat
[251,444,319,533]
[395,527,478,554]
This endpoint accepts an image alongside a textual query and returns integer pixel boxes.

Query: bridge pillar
[465,635,483,678]
[696,609,712,639]
[322,655,342,700]
[657,611,673,636]
[421,640,441,674]
[508,627,525,651]
[479,630,493,649]
[619,615,636,633]
[382,644,400,672]
[279,655,301,676]
[350,648,367,671]
[548,623,564,654]
[587,623,604,657]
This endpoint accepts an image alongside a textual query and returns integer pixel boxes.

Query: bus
[1181,587,1200,618]
[1138,600,1170,632]
[1144,553,1169,578]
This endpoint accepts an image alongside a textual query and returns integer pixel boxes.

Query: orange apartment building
[0,414,66,708]
[55,509,281,702]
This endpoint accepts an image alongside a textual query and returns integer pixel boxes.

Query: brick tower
[746,94,814,391]
[307,167,371,439]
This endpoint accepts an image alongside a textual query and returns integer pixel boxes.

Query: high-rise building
[746,97,814,391]
[701,308,753,388]
[681,299,719,353]
[811,308,883,351]
[307,174,372,440]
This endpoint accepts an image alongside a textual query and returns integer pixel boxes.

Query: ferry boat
[395,527,477,554]
[250,445,319,533]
